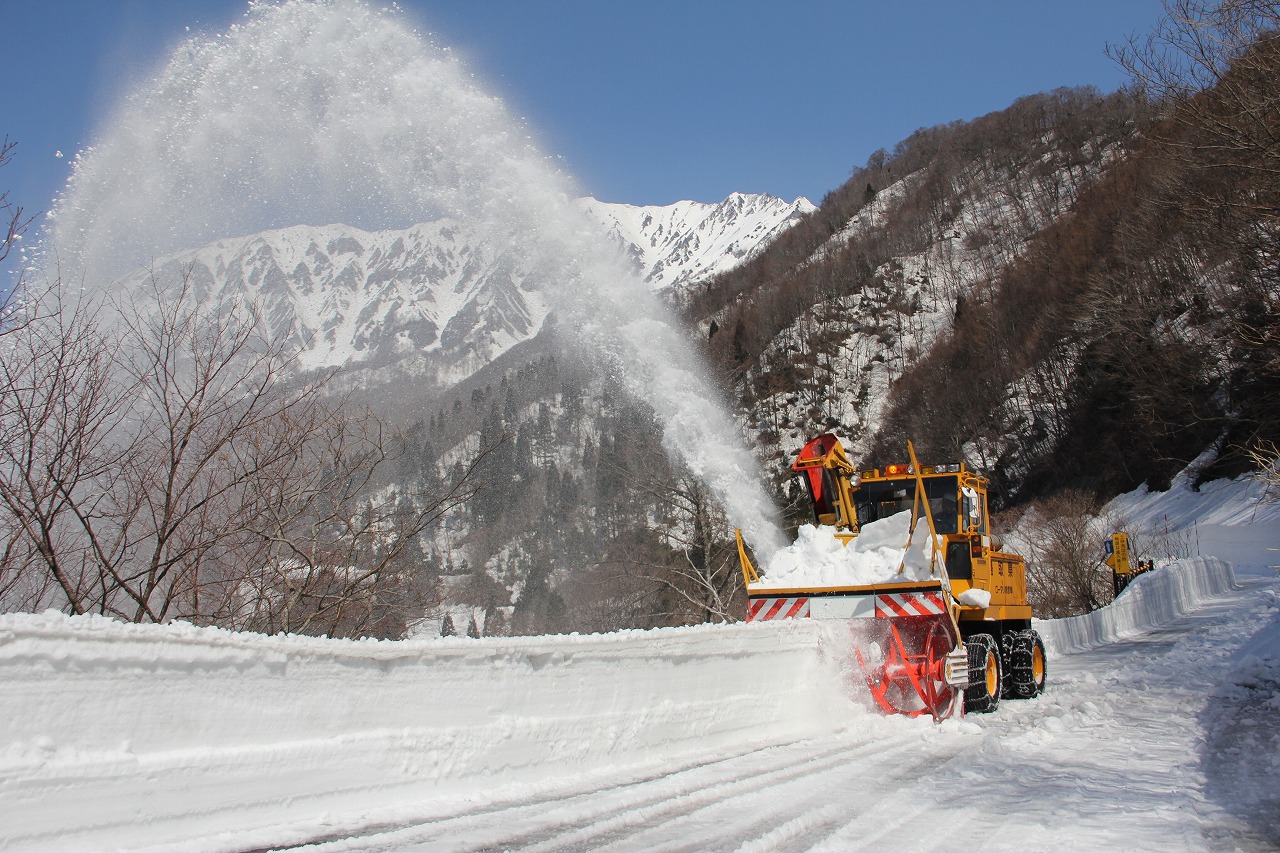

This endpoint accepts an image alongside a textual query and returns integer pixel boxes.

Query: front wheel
[964,633,1001,714]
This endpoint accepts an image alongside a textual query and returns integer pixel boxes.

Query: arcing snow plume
[49,1,532,281]
[46,0,786,556]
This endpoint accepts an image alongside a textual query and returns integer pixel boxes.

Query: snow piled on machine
[756,510,941,589]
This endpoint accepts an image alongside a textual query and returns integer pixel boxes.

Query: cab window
[854,476,959,533]
[960,487,989,534]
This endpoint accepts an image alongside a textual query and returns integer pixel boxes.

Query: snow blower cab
[739,433,1046,719]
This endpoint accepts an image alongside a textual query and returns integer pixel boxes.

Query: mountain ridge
[119,192,811,393]
[577,192,814,291]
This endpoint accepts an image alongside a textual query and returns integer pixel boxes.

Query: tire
[963,633,1001,714]
[1006,630,1047,699]
[1000,631,1017,698]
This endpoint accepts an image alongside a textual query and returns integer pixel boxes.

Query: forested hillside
[402,87,1156,633]
[388,3,1280,636]
[681,3,1278,520]
[871,28,1280,503]
[683,87,1146,499]
[399,345,747,636]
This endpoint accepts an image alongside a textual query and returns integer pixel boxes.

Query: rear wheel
[964,633,1001,714]
[1006,630,1047,698]
[1000,631,1017,698]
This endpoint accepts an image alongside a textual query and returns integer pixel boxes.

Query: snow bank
[1199,588,1280,842]
[1037,557,1238,654]
[757,511,940,589]
[0,612,858,852]
[1105,469,1280,576]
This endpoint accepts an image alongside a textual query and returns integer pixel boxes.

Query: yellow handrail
[906,441,962,635]
[907,441,943,575]
[736,529,760,586]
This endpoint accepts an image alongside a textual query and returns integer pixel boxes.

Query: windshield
[854,475,960,534]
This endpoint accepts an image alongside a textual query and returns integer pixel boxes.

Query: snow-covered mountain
[120,193,811,387]
[578,192,814,291]
[129,220,549,386]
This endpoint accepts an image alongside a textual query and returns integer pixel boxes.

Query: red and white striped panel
[747,597,811,622]
[874,591,948,618]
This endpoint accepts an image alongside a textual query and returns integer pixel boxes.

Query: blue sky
[2,0,1167,221]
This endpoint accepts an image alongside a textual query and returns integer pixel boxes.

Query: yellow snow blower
[739,434,1046,719]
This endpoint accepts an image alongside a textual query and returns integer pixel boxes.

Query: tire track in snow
[567,733,978,853]
[292,729,970,852]
[512,734,971,853]
[803,578,1280,852]
[258,737,824,851]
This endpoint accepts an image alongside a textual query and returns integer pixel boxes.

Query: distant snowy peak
[120,220,548,380]
[578,192,815,291]
[116,192,808,387]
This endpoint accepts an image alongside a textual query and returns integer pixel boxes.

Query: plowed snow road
[283,568,1280,853]
[5,474,1278,853]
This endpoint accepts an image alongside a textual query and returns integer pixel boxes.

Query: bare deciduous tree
[0,137,35,339]
[0,137,32,271]
[612,456,745,625]
[0,271,477,637]
[92,276,332,623]
[1246,439,1280,499]
[1113,1,1280,143]
[1022,490,1113,617]
[231,405,481,638]
[0,288,132,615]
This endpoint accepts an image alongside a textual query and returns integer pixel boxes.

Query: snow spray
[46,0,787,557]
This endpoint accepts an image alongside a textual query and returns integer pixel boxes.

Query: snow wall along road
[1037,556,1240,653]
[0,556,1242,851]
[0,614,859,850]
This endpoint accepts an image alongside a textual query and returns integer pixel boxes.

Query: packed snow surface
[2,473,1278,851]
[756,511,941,589]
